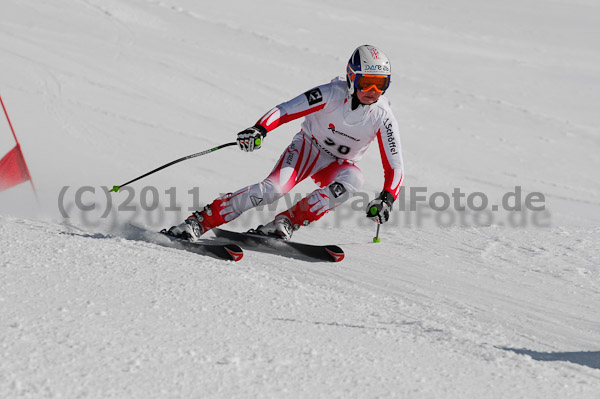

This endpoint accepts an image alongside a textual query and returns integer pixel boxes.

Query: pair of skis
[160,228,345,263]
[110,143,347,263]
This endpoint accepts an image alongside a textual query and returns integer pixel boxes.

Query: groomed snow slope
[1,1,599,398]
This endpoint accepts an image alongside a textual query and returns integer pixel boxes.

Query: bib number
[324,137,351,155]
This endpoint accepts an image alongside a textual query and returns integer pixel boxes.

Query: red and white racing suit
[217,77,404,229]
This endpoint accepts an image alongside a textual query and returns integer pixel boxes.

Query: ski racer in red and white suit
[167,45,404,241]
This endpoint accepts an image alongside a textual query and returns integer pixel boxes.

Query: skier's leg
[257,161,364,239]
[166,132,322,240]
[226,131,323,215]
[164,192,240,241]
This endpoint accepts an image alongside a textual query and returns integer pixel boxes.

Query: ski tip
[326,246,345,262]
[110,185,120,193]
[225,245,244,262]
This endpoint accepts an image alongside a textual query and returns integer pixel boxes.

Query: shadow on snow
[501,348,600,370]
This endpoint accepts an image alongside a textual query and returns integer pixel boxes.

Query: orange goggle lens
[355,75,390,93]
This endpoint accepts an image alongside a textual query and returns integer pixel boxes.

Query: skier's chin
[357,91,381,105]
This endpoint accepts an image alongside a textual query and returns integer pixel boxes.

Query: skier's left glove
[237,125,267,152]
[366,191,394,224]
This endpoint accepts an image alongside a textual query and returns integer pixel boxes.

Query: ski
[122,224,243,262]
[212,228,344,263]
[160,233,244,262]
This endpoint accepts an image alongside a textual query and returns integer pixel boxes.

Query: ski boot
[254,214,295,240]
[163,194,233,241]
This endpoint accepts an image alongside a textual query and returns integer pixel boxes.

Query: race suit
[221,77,404,228]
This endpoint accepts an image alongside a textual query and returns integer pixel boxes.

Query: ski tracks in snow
[2,216,600,398]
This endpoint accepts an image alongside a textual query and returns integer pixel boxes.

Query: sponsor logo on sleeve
[304,88,323,106]
[383,118,398,155]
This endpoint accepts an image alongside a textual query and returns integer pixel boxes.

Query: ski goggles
[355,74,390,93]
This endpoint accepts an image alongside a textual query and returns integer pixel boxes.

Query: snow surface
[1,0,600,398]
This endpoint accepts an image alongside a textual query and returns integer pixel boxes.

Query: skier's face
[356,88,382,105]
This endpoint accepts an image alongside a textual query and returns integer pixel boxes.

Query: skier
[165,44,404,241]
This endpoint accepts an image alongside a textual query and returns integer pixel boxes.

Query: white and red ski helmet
[346,45,391,95]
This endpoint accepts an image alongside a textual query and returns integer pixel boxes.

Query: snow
[1,0,599,397]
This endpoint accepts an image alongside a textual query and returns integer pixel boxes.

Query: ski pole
[373,224,381,243]
[368,203,382,243]
[109,141,237,193]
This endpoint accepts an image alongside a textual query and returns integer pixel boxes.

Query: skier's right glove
[237,125,267,152]
[366,191,394,224]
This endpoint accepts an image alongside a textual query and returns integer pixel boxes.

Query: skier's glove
[237,125,267,152]
[366,191,394,224]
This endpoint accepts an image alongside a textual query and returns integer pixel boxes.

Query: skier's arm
[376,113,404,202]
[237,86,329,152]
[255,86,329,133]
[366,114,404,224]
